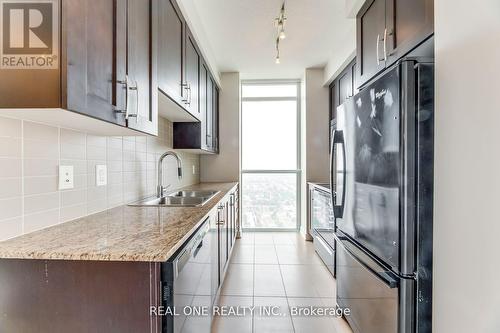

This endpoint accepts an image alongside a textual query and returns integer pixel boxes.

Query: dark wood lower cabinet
[0,186,239,333]
[0,259,161,333]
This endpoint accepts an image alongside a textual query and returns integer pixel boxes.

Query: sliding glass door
[241,82,300,230]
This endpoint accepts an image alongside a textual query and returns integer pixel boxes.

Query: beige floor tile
[254,265,286,297]
[220,264,254,296]
[254,233,275,245]
[253,297,293,333]
[275,244,324,265]
[232,244,254,264]
[237,232,255,245]
[288,297,337,333]
[280,265,321,297]
[254,244,279,264]
[212,296,253,333]
[272,232,303,245]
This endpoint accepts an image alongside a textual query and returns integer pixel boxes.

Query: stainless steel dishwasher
[162,217,215,333]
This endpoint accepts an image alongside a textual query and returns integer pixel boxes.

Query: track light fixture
[274,2,286,64]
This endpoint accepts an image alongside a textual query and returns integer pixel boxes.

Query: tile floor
[212,232,353,333]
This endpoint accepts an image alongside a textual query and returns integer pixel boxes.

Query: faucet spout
[157,151,183,198]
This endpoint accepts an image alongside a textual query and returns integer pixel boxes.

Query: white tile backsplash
[0,116,200,241]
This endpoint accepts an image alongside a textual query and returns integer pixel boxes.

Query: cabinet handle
[376,34,380,66]
[181,82,188,103]
[383,28,388,62]
[115,75,129,115]
[127,79,139,120]
[186,84,191,106]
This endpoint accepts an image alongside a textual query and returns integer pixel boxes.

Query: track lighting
[274,2,286,64]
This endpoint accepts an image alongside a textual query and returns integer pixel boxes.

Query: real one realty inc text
[150,305,351,317]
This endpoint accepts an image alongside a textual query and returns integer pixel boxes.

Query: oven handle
[336,234,399,289]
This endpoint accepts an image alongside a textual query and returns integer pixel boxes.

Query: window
[241,82,300,230]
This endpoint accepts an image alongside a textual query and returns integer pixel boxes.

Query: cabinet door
[338,68,353,106]
[64,0,125,126]
[217,203,228,284]
[213,85,220,153]
[385,0,434,66]
[126,0,158,135]
[356,0,386,88]
[158,0,185,106]
[206,76,214,150]
[185,27,201,118]
[200,62,209,149]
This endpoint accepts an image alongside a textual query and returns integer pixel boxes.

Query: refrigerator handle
[332,130,346,218]
[329,129,336,207]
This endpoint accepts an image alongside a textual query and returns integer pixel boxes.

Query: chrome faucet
[157,151,183,198]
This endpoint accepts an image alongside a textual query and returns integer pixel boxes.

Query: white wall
[323,30,356,85]
[304,68,330,183]
[177,0,221,86]
[300,68,330,237]
[434,1,500,332]
[200,72,240,182]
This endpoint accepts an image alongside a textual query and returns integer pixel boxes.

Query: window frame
[240,80,301,231]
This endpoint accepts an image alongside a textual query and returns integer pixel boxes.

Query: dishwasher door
[167,219,212,333]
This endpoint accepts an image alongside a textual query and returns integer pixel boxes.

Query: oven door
[311,187,335,249]
[336,233,415,333]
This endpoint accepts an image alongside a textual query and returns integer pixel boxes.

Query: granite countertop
[0,182,238,262]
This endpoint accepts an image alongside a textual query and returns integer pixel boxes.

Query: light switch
[192,165,196,175]
[96,165,107,186]
[59,165,74,190]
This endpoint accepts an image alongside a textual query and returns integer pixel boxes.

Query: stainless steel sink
[129,190,220,207]
[168,190,219,198]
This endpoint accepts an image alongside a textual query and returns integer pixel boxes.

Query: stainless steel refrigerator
[331,57,434,333]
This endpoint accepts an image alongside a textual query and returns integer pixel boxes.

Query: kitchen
[0,0,499,333]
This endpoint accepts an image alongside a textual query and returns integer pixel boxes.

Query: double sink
[129,190,220,207]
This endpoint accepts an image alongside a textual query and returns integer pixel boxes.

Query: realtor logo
[0,0,58,69]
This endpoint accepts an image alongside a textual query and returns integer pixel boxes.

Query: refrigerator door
[336,233,415,333]
[335,66,401,271]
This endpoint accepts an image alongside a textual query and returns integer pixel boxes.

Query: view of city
[241,173,297,229]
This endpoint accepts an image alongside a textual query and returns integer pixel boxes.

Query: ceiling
[182,0,356,80]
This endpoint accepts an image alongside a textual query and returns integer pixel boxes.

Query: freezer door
[336,235,415,333]
[335,65,401,271]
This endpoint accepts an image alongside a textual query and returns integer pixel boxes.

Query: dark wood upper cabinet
[0,0,157,135]
[357,0,386,88]
[329,59,356,122]
[213,82,219,153]
[356,0,433,88]
[184,27,201,117]
[158,0,185,107]
[172,70,219,154]
[206,75,214,149]
[199,61,208,149]
[124,0,158,135]
[64,0,125,126]
[338,67,353,106]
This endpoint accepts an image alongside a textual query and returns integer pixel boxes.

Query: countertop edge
[0,182,239,263]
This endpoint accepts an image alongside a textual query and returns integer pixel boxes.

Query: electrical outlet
[96,165,107,186]
[59,165,74,190]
